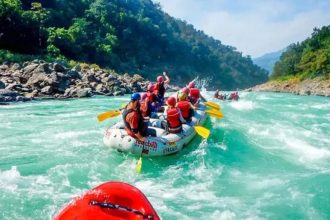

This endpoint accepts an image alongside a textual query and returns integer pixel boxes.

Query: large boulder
[76,88,93,98]
[53,63,66,72]
[41,86,53,95]
[67,70,81,79]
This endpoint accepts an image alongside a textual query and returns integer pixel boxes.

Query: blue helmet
[131,93,141,101]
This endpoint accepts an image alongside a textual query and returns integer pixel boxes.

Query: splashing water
[0,92,330,219]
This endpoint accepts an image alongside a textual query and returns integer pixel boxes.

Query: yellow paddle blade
[194,126,210,139]
[97,111,121,122]
[135,157,142,174]
[206,109,224,119]
[205,101,220,110]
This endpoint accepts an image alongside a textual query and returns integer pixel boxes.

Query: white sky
[154,0,330,57]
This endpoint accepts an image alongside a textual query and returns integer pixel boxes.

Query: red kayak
[54,181,160,220]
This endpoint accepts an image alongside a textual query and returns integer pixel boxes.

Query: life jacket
[147,91,156,102]
[177,101,193,122]
[122,103,144,137]
[189,88,200,105]
[166,107,182,133]
[154,82,165,98]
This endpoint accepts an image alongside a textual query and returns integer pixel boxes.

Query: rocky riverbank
[0,60,149,104]
[247,76,330,96]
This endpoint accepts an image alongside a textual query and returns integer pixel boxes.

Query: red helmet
[167,97,176,106]
[182,87,190,95]
[147,83,154,92]
[157,76,164,83]
[188,81,195,88]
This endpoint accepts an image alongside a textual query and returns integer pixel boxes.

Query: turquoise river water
[0,92,330,220]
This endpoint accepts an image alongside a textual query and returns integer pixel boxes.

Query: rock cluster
[247,76,330,96]
[0,60,148,104]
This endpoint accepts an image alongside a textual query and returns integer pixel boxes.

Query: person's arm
[163,72,170,85]
[190,102,197,110]
[177,108,186,123]
[135,132,145,142]
[130,113,145,141]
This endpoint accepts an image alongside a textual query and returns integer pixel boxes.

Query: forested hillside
[0,0,268,89]
[272,26,330,80]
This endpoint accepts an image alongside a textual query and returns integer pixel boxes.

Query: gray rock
[34,63,51,74]
[10,63,21,72]
[6,83,22,91]
[0,65,9,72]
[0,89,18,97]
[67,70,81,79]
[26,71,52,88]
[41,86,53,94]
[76,88,92,98]
[23,64,39,75]
[53,63,66,72]
[113,90,123,96]
[0,81,5,89]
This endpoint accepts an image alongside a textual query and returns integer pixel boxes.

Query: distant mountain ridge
[253,48,285,74]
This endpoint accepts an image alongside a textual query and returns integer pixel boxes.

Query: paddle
[135,156,142,174]
[206,109,224,119]
[97,111,121,122]
[194,126,210,139]
[97,104,127,122]
[205,101,220,110]
[135,143,146,174]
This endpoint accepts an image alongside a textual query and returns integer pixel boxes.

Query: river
[0,92,329,219]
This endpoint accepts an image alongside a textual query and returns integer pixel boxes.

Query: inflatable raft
[54,181,160,220]
[103,102,207,156]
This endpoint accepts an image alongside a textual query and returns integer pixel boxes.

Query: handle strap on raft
[90,200,154,220]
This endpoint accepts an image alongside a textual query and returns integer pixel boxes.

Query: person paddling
[187,82,201,107]
[165,97,184,134]
[176,92,197,124]
[154,72,170,106]
[122,93,146,142]
[146,83,158,117]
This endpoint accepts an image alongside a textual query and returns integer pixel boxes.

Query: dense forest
[0,0,268,89]
[272,26,330,80]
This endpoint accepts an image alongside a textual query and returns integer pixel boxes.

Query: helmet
[157,76,164,83]
[167,97,176,106]
[178,92,187,101]
[182,87,190,95]
[141,92,147,100]
[188,82,195,88]
[147,83,155,92]
[131,93,141,101]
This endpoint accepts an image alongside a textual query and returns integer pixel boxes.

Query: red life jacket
[166,107,182,133]
[189,88,200,105]
[147,91,156,102]
[176,101,191,120]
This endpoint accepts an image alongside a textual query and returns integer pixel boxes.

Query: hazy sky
[154,0,330,58]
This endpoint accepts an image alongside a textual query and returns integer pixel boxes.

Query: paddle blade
[97,111,121,122]
[194,126,210,139]
[205,101,220,110]
[135,157,142,174]
[206,109,224,119]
